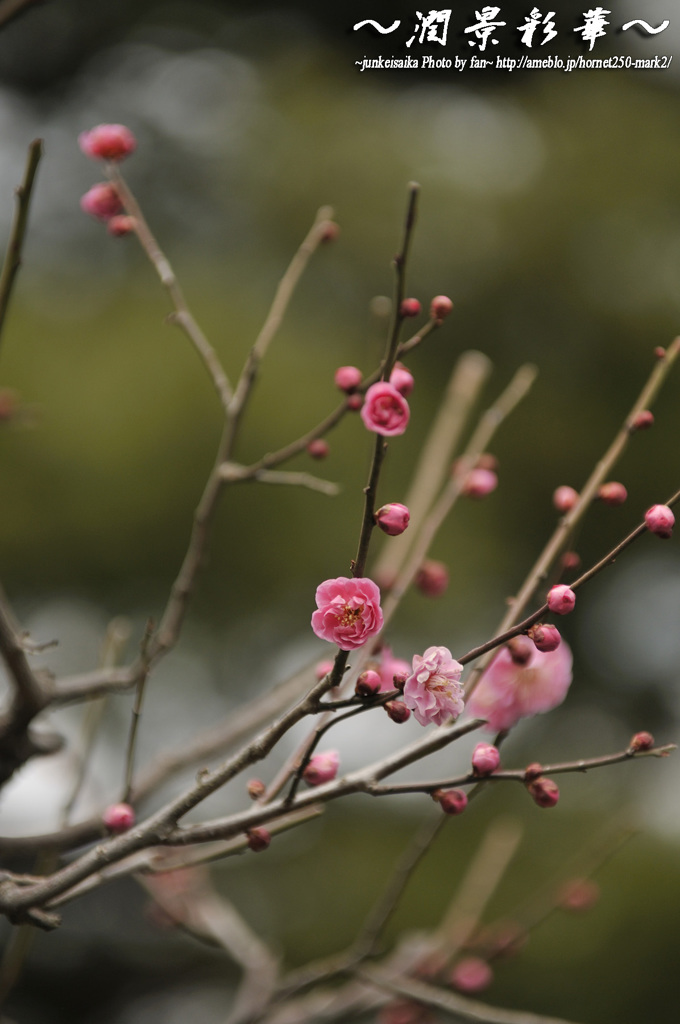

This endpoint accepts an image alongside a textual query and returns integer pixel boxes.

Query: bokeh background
[0,1,679,1021]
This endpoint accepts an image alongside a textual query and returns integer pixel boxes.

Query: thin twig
[0,139,42,352]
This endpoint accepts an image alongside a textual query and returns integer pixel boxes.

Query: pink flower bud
[598,481,627,506]
[356,669,382,697]
[524,762,544,781]
[103,802,135,833]
[0,389,18,422]
[430,294,453,320]
[399,297,421,318]
[527,623,561,653]
[547,584,576,615]
[437,788,468,815]
[378,999,431,1024]
[645,504,675,539]
[630,730,655,751]
[461,467,498,499]
[107,214,136,237]
[631,409,654,431]
[360,382,410,436]
[303,749,339,786]
[315,659,334,681]
[320,221,339,243]
[78,123,137,161]
[306,439,329,459]
[414,560,449,597]
[346,393,363,411]
[450,956,493,993]
[375,502,410,536]
[561,551,581,571]
[472,742,500,776]
[389,362,414,397]
[334,365,362,393]
[246,827,271,852]
[385,700,411,723]
[80,182,123,221]
[506,635,534,665]
[553,485,579,513]
[654,346,666,360]
[527,776,560,808]
[558,878,600,911]
[247,778,266,800]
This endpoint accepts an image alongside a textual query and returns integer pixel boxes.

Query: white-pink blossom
[403,646,464,727]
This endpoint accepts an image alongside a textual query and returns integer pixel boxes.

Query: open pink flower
[311,576,383,650]
[403,646,464,726]
[360,382,410,436]
[467,641,573,732]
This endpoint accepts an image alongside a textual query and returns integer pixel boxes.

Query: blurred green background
[0,1,679,1021]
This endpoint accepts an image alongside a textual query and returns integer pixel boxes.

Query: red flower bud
[553,485,579,513]
[346,393,363,411]
[645,504,674,539]
[430,294,453,320]
[547,584,576,615]
[436,788,468,815]
[385,700,411,724]
[630,730,654,751]
[356,669,382,697]
[306,439,329,459]
[471,742,500,776]
[399,297,421,318]
[414,560,449,597]
[103,802,135,833]
[527,776,560,808]
[527,623,561,652]
[631,409,654,431]
[375,502,410,536]
[247,778,266,800]
[598,481,628,506]
[246,827,271,852]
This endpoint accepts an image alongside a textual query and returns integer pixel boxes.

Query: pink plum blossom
[467,640,573,732]
[360,382,410,436]
[378,646,411,692]
[79,123,137,161]
[303,749,339,786]
[311,576,383,650]
[403,646,464,727]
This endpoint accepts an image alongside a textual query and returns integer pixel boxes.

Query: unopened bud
[561,551,581,571]
[389,362,414,397]
[524,762,544,781]
[356,669,382,697]
[414,560,449,597]
[630,730,654,751]
[334,366,362,393]
[315,659,334,681]
[450,956,493,993]
[399,297,421,318]
[80,182,123,221]
[506,635,534,665]
[547,584,576,615]
[306,438,329,459]
[320,221,339,243]
[103,802,135,833]
[654,346,666,360]
[472,742,500,776]
[430,294,453,320]
[303,750,339,786]
[553,485,579,513]
[107,214,136,236]
[558,878,600,911]
[598,481,627,506]
[79,123,137,161]
[346,393,363,411]
[247,778,266,800]
[436,788,468,815]
[527,776,560,808]
[461,467,498,499]
[375,502,410,536]
[385,700,411,724]
[527,623,561,652]
[246,827,271,852]
[645,504,674,539]
[631,409,654,431]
